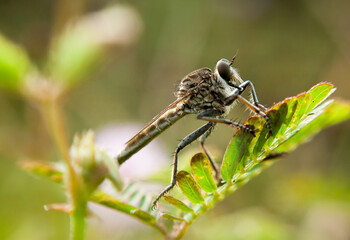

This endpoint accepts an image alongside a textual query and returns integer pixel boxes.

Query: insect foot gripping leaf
[146,82,350,239]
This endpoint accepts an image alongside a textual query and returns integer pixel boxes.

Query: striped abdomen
[117,107,186,164]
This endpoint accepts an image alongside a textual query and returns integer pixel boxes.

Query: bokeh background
[0,0,350,239]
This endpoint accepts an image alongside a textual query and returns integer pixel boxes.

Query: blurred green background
[0,0,350,239]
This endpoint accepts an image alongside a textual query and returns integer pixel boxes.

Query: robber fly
[116,55,272,208]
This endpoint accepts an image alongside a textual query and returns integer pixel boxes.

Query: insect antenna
[229,49,239,66]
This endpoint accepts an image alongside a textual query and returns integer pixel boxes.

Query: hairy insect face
[215,58,243,86]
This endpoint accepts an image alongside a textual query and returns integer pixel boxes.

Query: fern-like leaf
[154,83,350,238]
[22,83,350,240]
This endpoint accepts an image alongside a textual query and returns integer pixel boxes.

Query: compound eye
[217,60,231,82]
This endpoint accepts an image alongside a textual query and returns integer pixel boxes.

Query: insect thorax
[175,67,227,114]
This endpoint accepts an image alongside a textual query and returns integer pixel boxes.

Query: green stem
[173,222,189,240]
[40,100,87,240]
[70,202,87,240]
[40,100,71,166]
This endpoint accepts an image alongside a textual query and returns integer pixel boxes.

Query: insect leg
[197,115,256,136]
[239,80,267,111]
[223,81,272,136]
[196,109,230,177]
[152,122,213,209]
[198,124,220,179]
[236,94,272,136]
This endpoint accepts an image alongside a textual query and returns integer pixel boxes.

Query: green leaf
[0,35,32,92]
[237,118,263,170]
[221,83,347,179]
[275,98,298,136]
[128,190,144,206]
[90,191,136,213]
[90,191,159,228]
[177,171,204,204]
[27,82,346,239]
[154,83,350,238]
[20,160,63,184]
[161,214,188,222]
[306,82,335,113]
[292,93,311,126]
[139,194,152,211]
[48,6,142,89]
[249,117,268,160]
[191,153,217,193]
[276,100,350,153]
[263,103,289,151]
[269,102,289,137]
[163,196,194,213]
[221,128,255,181]
[49,26,101,89]
[131,209,156,224]
[91,191,167,234]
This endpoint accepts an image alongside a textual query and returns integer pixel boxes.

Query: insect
[116,55,272,208]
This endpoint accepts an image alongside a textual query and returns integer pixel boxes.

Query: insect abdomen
[117,108,185,164]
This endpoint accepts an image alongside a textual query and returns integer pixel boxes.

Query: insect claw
[151,182,177,211]
[152,201,158,210]
[152,194,163,210]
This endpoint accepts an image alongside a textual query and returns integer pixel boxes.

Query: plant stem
[41,100,71,166]
[40,99,87,240]
[173,222,189,240]
[70,202,87,240]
